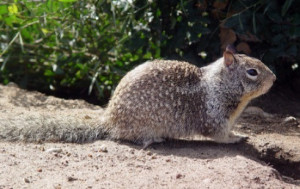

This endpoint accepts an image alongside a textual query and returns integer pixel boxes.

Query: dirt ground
[0,83,300,189]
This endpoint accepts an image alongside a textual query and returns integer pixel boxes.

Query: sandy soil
[0,83,299,188]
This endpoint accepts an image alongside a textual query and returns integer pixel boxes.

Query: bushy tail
[0,110,109,143]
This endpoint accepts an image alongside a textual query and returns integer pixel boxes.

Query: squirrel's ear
[223,45,236,66]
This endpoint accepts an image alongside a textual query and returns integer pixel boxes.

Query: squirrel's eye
[247,69,258,76]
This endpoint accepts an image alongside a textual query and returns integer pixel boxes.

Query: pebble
[176,173,184,179]
[46,148,62,153]
[24,178,30,183]
[146,151,153,156]
[54,185,62,189]
[84,115,92,119]
[99,145,108,153]
[67,176,78,182]
[283,116,297,123]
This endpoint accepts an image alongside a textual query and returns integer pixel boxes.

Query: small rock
[99,145,108,153]
[54,153,62,158]
[84,115,92,119]
[67,176,78,182]
[145,166,152,170]
[96,154,102,158]
[46,148,62,153]
[203,178,211,183]
[62,160,69,166]
[37,168,42,172]
[24,178,30,183]
[54,184,62,189]
[176,173,184,179]
[283,116,297,123]
[146,151,153,156]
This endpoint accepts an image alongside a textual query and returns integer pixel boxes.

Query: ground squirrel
[0,46,276,148]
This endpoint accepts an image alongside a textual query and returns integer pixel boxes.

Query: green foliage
[0,0,140,103]
[0,0,299,103]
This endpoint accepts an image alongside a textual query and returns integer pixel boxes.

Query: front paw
[228,133,249,143]
[213,132,248,144]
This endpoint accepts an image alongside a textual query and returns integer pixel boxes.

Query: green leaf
[41,28,49,35]
[156,9,161,17]
[0,5,8,15]
[44,70,55,77]
[281,0,293,16]
[21,28,33,41]
[4,16,13,26]
[8,4,18,14]
[4,14,23,25]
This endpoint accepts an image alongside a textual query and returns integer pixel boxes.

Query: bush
[1,0,138,104]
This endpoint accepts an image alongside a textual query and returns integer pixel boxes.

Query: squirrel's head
[223,45,276,98]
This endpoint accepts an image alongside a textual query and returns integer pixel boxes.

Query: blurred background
[0,0,299,105]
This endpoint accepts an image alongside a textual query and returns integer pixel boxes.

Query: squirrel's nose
[271,74,276,82]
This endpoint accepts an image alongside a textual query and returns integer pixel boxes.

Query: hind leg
[211,131,248,144]
[142,137,165,149]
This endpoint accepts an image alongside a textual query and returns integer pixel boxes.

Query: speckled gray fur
[0,49,276,147]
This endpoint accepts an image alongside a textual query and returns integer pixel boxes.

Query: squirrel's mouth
[247,78,275,99]
[261,78,275,95]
